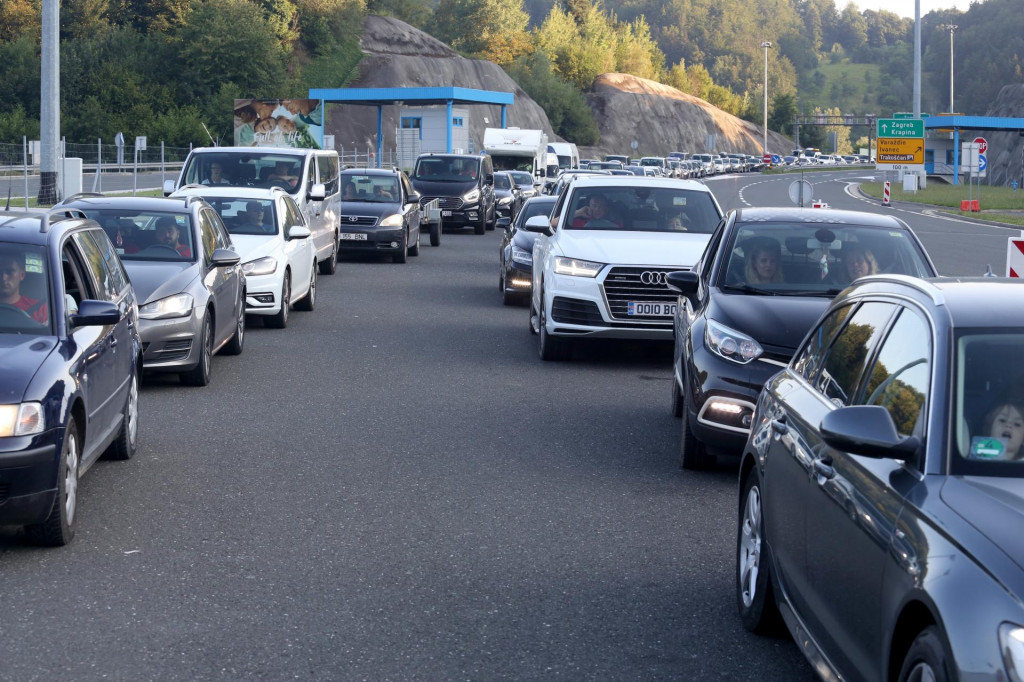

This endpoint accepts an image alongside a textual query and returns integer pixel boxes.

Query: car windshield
[413,157,480,182]
[84,210,196,262]
[181,152,305,193]
[953,332,1024,475]
[514,199,556,229]
[341,175,399,202]
[716,223,932,294]
[510,171,533,186]
[204,198,277,235]
[565,186,720,233]
[494,173,512,190]
[0,243,52,335]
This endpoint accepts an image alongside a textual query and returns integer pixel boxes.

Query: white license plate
[340,233,367,241]
[628,301,677,316]
[441,210,452,216]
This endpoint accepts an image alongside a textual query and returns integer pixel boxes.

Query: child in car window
[977,401,1024,460]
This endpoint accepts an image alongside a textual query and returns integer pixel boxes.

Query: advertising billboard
[234,99,323,148]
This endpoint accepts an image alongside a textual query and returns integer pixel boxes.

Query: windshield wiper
[721,283,777,296]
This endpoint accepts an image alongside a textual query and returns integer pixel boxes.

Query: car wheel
[267,273,290,329]
[474,215,486,235]
[538,297,569,361]
[393,228,408,264]
[680,396,714,470]
[223,291,245,355]
[26,417,80,546]
[104,371,139,461]
[409,226,421,257]
[485,209,496,231]
[181,314,214,386]
[501,269,517,306]
[898,627,953,682]
[737,472,783,633]
[529,297,539,335]
[318,235,338,275]
[429,220,441,247]
[670,375,683,418]
[295,265,316,311]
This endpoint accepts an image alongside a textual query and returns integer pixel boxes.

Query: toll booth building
[398,107,470,160]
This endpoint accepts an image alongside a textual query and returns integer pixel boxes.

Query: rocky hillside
[985,84,1024,187]
[324,16,789,158]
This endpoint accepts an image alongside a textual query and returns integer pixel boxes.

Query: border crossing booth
[398,107,470,169]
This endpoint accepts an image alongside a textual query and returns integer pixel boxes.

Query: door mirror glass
[210,248,240,267]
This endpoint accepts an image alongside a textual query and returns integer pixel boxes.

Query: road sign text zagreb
[877,119,924,138]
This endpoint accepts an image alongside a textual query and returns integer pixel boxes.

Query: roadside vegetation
[859,181,1024,226]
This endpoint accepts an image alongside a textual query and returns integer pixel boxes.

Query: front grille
[153,338,192,363]
[602,266,683,325]
[420,197,464,210]
[341,215,377,227]
[551,297,604,325]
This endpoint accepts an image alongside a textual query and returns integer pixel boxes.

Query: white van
[166,147,342,274]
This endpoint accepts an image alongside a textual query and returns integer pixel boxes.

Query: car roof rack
[40,207,89,233]
[859,274,945,306]
[56,192,104,206]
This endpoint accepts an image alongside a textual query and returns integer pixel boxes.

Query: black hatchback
[668,207,936,470]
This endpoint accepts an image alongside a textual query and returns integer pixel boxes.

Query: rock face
[985,84,1024,187]
[324,16,790,160]
[582,74,791,158]
[325,16,557,153]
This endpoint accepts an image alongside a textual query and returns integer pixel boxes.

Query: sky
[848,0,976,19]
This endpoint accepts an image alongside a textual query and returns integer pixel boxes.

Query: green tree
[504,51,599,144]
[768,92,796,134]
[431,0,531,63]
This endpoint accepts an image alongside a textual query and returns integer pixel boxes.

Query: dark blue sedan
[0,210,141,545]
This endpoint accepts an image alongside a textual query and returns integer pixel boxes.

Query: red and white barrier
[882,181,891,206]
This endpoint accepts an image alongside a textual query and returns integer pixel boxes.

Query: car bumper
[542,272,677,341]
[496,203,515,220]
[0,430,61,525]
[503,260,533,294]
[684,343,789,454]
[338,227,406,254]
[244,271,286,316]
[437,205,483,228]
[140,313,203,371]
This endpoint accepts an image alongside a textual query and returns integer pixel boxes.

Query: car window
[182,152,305,190]
[412,157,479,182]
[60,242,91,314]
[793,304,855,381]
[514,199,557,230]
[198,212,218,263]
[282,196,304,229]
[73,230,125,302]
[317,154,339,194]
[0,243,52,333]
[85,209,194,261]
[861,308,930,438]
[565,186,720,234]
[206,199,275,236]
[816,302,896,407]
[83,229,129,295]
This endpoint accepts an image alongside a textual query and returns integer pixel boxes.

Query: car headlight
[554,256,603,277]
[705,319,763,364]
[242,257,277,276]
[463,189,480,204]
[0,403,44,437]
[378,214,403,227]
[1001,623,1024,682]
[139,293,194,320]
[511,245,533,265]
[498,197,512,205]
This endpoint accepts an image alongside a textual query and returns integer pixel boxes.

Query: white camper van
[483,128,550,183]
[547,142,580,171]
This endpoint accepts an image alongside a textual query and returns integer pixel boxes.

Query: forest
[0,0,1020,148]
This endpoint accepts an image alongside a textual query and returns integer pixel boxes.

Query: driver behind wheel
[154,217,193,258]
[0,248,47,323]
[267,161,299,189]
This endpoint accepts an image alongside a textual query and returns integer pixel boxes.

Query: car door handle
[813,459,836,480]
[770,418,788,435]
[108,335,118,348]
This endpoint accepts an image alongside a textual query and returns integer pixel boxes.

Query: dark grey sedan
[59,196,245,386]
[738,276,1024,682]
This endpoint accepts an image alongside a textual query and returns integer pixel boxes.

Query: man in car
[240,202,271,233]
[155,217,193,258]
[572,194,621,228]
[267,161,299,189]
[0,249,47,323]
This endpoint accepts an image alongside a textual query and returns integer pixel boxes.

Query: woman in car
[744,238,784,284]
[840,243,879,282]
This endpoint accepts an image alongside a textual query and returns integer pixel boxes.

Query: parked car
[167,146,342,276]
[667,207,936,470]
[498,196,557,306]
[526,176,724,360]
[59,195,245,385]
[493,171,524,223]
[738,276,1024,682]
[334,167,422,262]
[410,153,495,235]
[0,209,141,545]
[173,187,318,327]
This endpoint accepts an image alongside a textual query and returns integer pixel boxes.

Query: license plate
[441,210,452,216]
[340,233,367,241]
[628,301,676,316]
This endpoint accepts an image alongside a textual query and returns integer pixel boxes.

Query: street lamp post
[940,24,958,113]
[761,41,772,156]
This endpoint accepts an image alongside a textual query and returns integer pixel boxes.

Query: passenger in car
[744,238,784,284]
[668,213,690,231]
[571,195,622,228]
[0,249,48,323]
[839,243,878,282]
[342,182,358,200]
[240,202,271,233]
[154,217,193,258]
[981,400,1024,460]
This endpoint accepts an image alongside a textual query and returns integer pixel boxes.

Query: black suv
[338,168,423,263]
[410,153,496,235]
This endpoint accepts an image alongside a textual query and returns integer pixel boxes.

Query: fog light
[469,212,479,219]
[253,293,274,304]
[709,401,743,414]
[390,241,398,248]
[510,277,532,288]
[742,414,752,427]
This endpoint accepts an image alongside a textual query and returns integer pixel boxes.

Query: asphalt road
[1,169,1004,680]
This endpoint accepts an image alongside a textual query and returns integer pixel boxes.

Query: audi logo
[640,271,668,286]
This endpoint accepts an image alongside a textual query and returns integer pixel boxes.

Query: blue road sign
[979,154,988,172]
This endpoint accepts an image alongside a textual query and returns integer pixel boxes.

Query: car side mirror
[409,191,421,203]
[71,300,120,327]
[309,183,326,201]
[523,215,553,237]
[820,405,921,459]
[210,248,241,267]
[288,225,311,240]
[484,174,493,186]
[162,179,176,197]
[666,270,700,302]
[496,217,512,231]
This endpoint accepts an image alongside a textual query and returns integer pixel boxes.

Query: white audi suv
[525,175,723,360]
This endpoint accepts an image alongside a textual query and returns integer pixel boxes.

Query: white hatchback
[525,176,723,360]
[172,187,317,329]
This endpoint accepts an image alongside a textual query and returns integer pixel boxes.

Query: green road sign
[877,118,924,138]
[893,112,914,119]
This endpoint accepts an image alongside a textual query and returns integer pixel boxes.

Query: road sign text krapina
[876,118,924,170]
